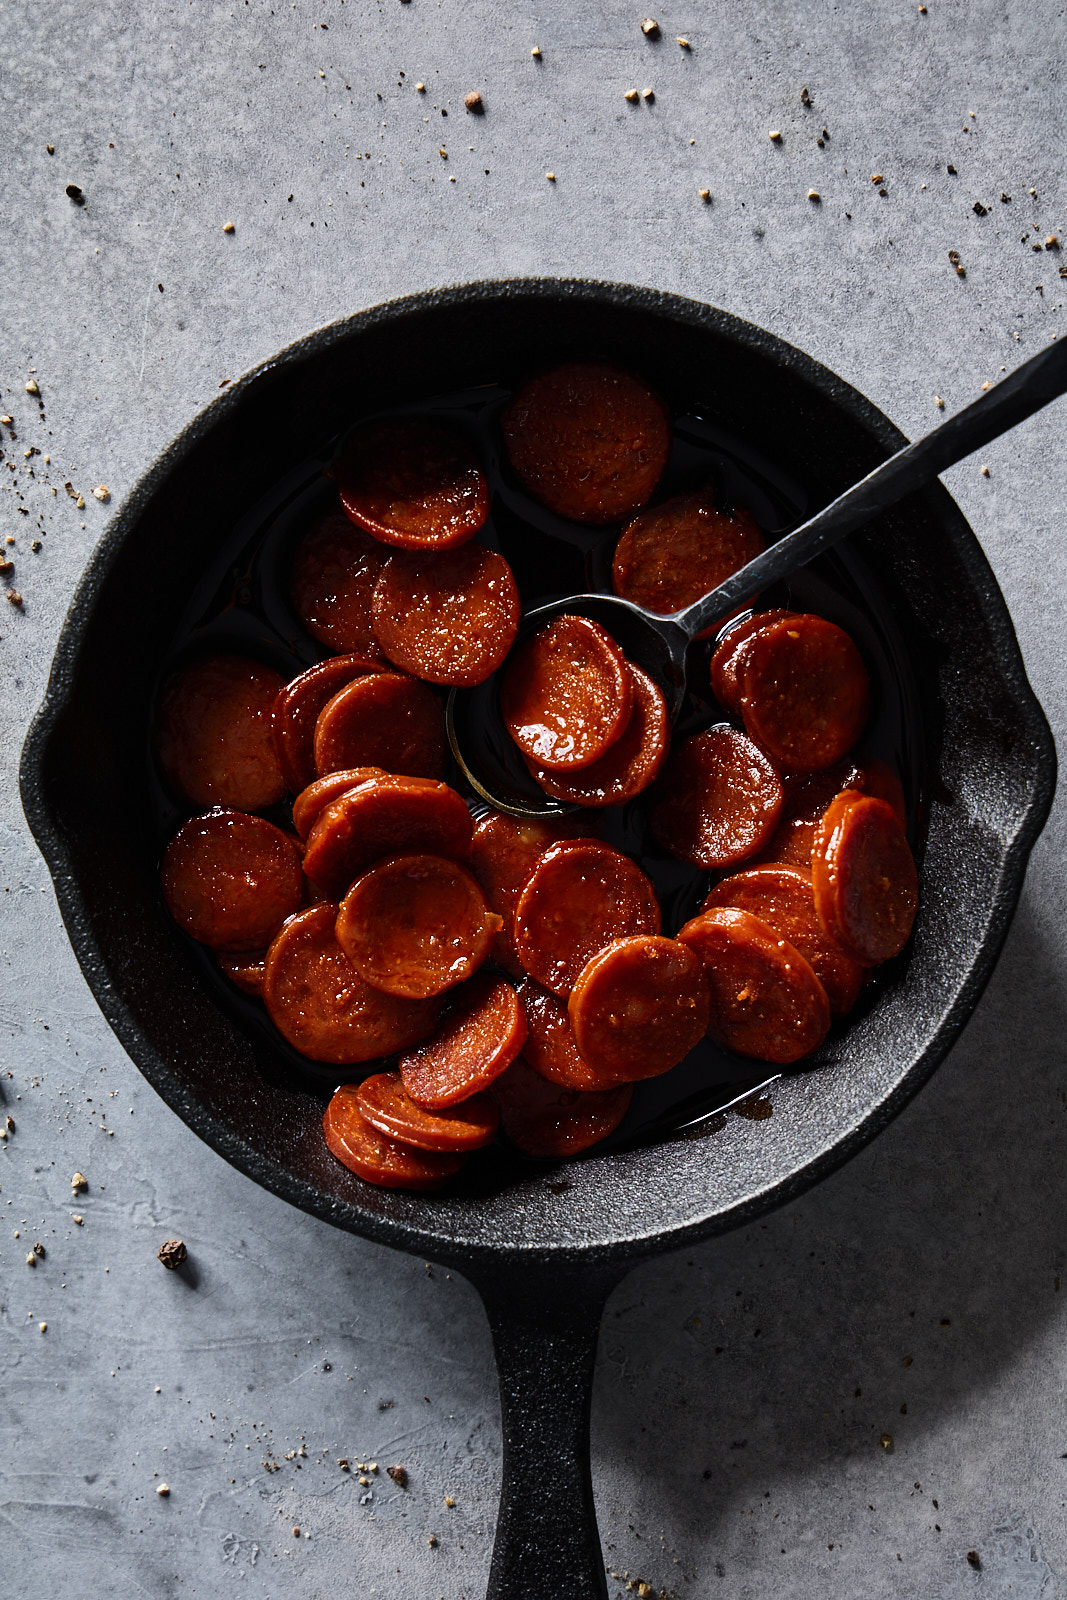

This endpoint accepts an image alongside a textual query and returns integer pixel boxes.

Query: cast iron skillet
[19,281,1056,1597]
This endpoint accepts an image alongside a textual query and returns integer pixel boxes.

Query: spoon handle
[676,334,1067,640]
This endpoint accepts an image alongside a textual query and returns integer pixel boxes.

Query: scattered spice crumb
[769,130,782,141]
[7,590,23,608]
[640,17,660,37]
[39,1322,47,1332]
[641,86,654,101]
[947,163,957,175]
[415,81,425,91]
[292,1527,300,1538]
[464,90,483,113]
[677,36,690,48]
[967,1551,982,1569]
[387,1464,408,1487]
[0,416,12,426]
[337,1458,350,1471]
[65,184,84,204]
[76,494,85,508]
[871,173,883,184]
[980,466,990,477]
[981,380,992,391]
[154,1385,161,1393]
[624,88,639,102]
[72,1172,88,1190]
[800,85,812,106]
[808,189,821,201]
[880,1434,893,1450]
[530,45,541,58]
[25,380,39,396]
[445,1495,455,1507]
[439,147,447,158]
[46,143,54,153]
[973,201,988,216]
[698,187,711,202]
[156,1483,170,1496]
[157,1238,187,1270]
[223,221,235,233]
[1046,234,1059,249]
[33,1241,45,1257]
[546,171,555,181]
[427,1535,438,1548]
[26,1252,36,1266]
[93,485,110,502]
[1001,192,1012,203]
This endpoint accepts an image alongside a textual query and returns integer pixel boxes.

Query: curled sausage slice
[155,653,287,812]
[264,905,439,1062]
[676,906,830,1064]
[334,416,489,549]
[400,973,528,1108]
[568,936,711,1081]
[273,655,384,793]
[335,853,500,999]
[502,362,671,524]
[501,614,633,771]
[162,810,304,952]
[513,840,661,997]
[291,768,385,841]
[490,1057,633,1159]
[739,614,870,772]
[470,810,600,975]
[216,952,267,996]
[703,865,865,1016]
[324,1085,465,1189]
[812,791,918,963]
[648,728,783,870]
[302,774,473,899]
[745,758,906,871]
[372,544,520,687]
[612,488,764,623]
[515,975,618,1091]
[290,508,390,660]
[355,1070,499,1152]
[709,610,800,716]
[523,663,669,808]
[313,671,446,780]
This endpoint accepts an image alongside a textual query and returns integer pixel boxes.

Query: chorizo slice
[313,671,446,780]
[155,653,287,812]
[335,853,500,999]
[355,1070,499,1152]
[291,767,385,841]
[702,865,865,1016]
[333,416,489,549]
[648,728,783,870]
[744,757,906,870]
[514,976,617,1091]
[502,362,671,524]
[676,906,831,1064]
[522,662,669,808]
[568,935,711,1081]
[264,904,439,1063]
[372,544,520,687]
[399,973,528,1108]
[513,839,661,997]
[811,791,918,964]
[490,1057,633,1159]
[612,488,765,625]
[501,614,633,771]
[162,809,305,952]
[470,810,600,975]
[324,1086,465,1189]
[216,952,267,996]
[302,774,473,899]
[739,614,870,771]
[709,609,800,716]
[290,507,389,660]
[272,655,385,794]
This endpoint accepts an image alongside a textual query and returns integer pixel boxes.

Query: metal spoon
[448,334,1067,817]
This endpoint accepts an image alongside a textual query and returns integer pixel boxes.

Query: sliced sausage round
[502,362,671,524]
[272,655,384,793]
[302,774,473,899]
[324,1086,465,1189]
[313,671,446,780]
[372,544,520,687]
[355,1070,499,1152]
[470,811,600,974]
[399,973,528,1108]
[290,507,389,660]
[812,791,918,963]
[568,935,711,1081]
[612,488,764,623]
[513,839,661,997]
[333,416,489,549]
[709,609,800,716]
[490,1057,633,1159]
[155,653,287,812]
[335,853,500,999]
[501,614,633,771]
[648,728,783,870]
[676,906,831,1064]
[216,952,267,996]
[162,809,304,952]
[523,662,669,808]
[291,767,385,841]
[264,904,439,1063]
[739,614,870,771]
[515,975,618,1091]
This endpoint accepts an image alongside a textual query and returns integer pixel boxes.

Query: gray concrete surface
[2,0,1066,1594]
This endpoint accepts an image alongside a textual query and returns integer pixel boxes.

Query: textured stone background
[1,1,1065,1595]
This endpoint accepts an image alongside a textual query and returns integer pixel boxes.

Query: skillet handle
[470,1260,630,1600]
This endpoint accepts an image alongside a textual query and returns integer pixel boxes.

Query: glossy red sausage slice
[264,905,439,1062]
[812,791,918,963]
[324,1086,465,1189]
[372,544,520,687]
[290,508,389,660]
[568,936,711,1081]
[739,614,870,771]
[336,853,500,999]
[501,614,633,771]
[648,728,783,870]
[676,906,831,1064]
[744,758,906,870]
[272,655,384,793]
[216,952,267,996]
[612,488,764,624]
[155,653,287,812]
[313,671,446,780]
[502,362,671,524]
[490,1057,633,1159]
[702,865,865,1016]
[291,768,386,841]
[523,663,670,808]
[515,975,618,1091]
[334,417,489,549]
[400,973,528,1108]
[709,610,800,716]
[355,1070,499,1152]
[302,775,473,899]
[162,810,304,952]
[513,840,661,997]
